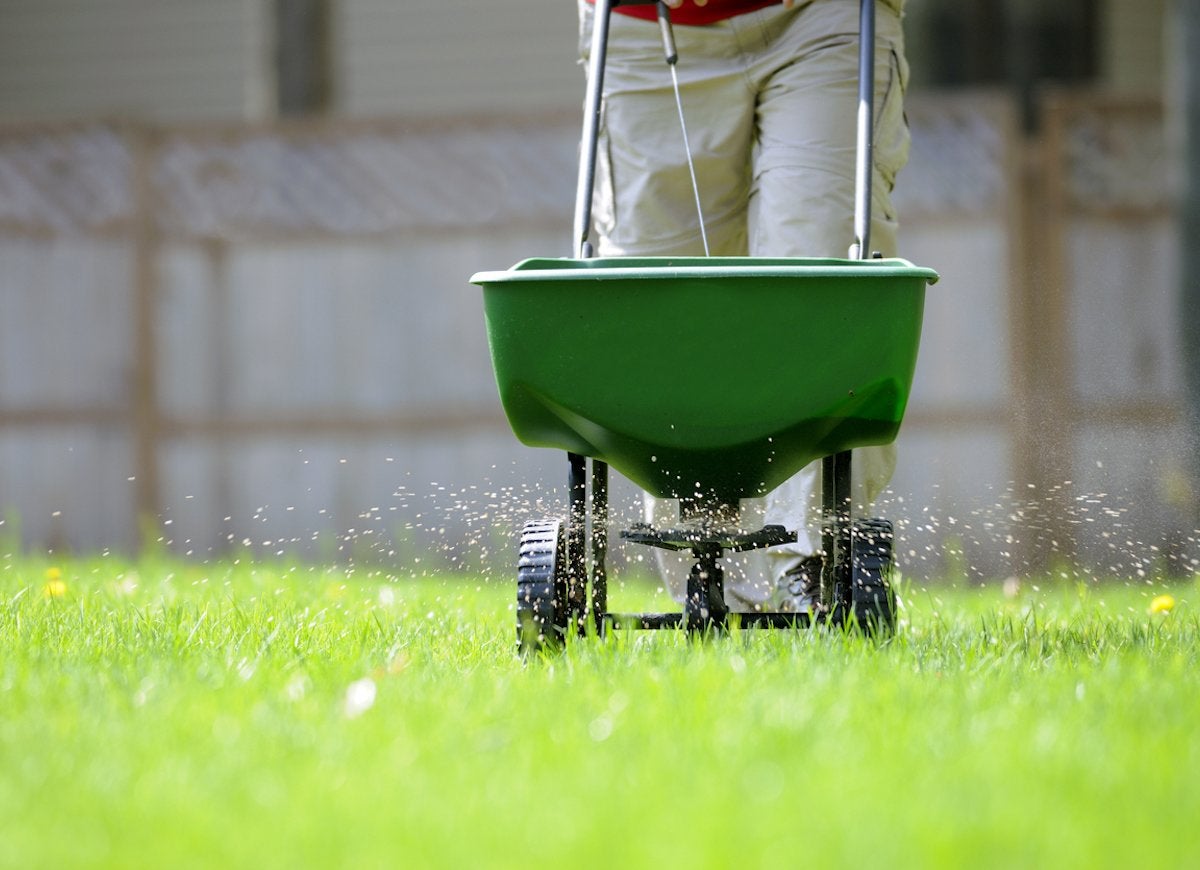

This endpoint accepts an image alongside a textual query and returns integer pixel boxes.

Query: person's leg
[737,0,911,587]
[744,0,909,258]
[580,2,770,605]
[579,1,757,256]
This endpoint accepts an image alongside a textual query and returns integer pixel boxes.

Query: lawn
[2,553,1198,868]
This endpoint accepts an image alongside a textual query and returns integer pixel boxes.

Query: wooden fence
[0,92,1189,576]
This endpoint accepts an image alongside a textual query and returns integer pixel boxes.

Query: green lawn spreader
[471,0,938,653]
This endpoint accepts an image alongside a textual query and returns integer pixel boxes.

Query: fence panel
[1041,95,1189,572]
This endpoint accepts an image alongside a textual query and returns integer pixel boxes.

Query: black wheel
[516,519,569,655]
[850,518,897,636]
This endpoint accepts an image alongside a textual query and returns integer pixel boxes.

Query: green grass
[2,554,1199,868]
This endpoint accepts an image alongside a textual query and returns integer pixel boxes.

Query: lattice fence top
[1057,103,1169,214]
[0,117,584,240]
[0,125,134,234]
[897,95,1016,219]
[0,94,1163,241]
[154,121,580,240]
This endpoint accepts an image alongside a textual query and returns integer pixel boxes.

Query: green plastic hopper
[472,256,938,504]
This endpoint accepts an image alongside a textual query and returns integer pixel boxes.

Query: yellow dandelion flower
[1149,594,1175,615]
[44,566,62,582]
[43,576,67,599]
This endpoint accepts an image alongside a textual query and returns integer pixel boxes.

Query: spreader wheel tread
[850,518,897,636]
[516,519,569,655]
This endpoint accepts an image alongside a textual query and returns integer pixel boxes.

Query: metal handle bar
[850,0,875,260]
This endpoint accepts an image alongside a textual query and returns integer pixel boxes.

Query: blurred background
[0,0,1194,581]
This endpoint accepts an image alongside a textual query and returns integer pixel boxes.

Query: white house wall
[0,0,270,122]
[333,0,583,119]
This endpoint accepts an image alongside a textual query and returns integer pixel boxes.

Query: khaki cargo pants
[578,0,911,608]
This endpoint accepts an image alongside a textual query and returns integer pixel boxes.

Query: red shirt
[594,1,782,26]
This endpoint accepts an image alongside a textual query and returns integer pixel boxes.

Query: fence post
[1181,3,1200,539]
[1009,97,1077,571]
[131,125,163,544]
